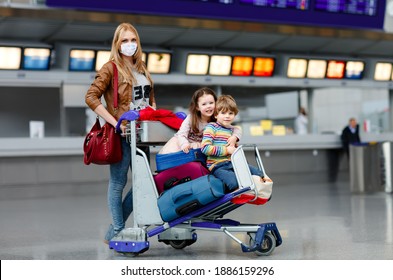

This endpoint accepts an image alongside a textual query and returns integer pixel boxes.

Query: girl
[159,87,241,154]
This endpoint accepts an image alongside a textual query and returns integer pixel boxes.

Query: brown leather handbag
[83,62,122,165]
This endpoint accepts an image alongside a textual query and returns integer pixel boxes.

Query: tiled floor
[0,178,392,260]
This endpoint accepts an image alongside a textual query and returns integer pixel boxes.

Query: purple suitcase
[154,161,210,194]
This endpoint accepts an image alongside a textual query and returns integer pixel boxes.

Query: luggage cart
[109,111,282,256]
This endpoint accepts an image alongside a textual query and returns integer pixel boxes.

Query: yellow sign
[250,126,264,136]
[260,120,272,131]
[272,125,286,136]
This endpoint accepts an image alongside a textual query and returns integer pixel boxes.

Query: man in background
[341,117,361,158]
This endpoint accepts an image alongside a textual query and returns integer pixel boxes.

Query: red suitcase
[154,161,210,194]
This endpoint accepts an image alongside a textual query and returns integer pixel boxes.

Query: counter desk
[1,134,392,187]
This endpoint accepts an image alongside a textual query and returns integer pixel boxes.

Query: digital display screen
[23,48,51,70]
[240,0,309,10]
[0,47,21,70]
[185,0,234,3]
[253,57,275,77]
[315,0,378,16]
[69,50,95,71]
[46,0,386,29]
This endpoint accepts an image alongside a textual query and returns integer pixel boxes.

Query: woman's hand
[119,123,127,136]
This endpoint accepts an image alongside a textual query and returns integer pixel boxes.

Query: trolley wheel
[117,252,139,257]
[249,231,276,256]
[169,240,188,249]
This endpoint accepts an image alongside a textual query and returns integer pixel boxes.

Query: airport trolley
[109,110,282,256]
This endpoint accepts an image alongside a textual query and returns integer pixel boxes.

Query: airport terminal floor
[1,175,392,260]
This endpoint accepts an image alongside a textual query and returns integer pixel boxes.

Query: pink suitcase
[154,161,210,194]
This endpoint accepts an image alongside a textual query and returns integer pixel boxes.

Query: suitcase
[153,161,210,194]
[155,148,207,172]
[157,175,226,222]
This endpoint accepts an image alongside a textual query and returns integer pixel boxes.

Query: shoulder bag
[83,62,122,165]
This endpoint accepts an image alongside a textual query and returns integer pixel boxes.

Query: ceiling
[2,4,393,58]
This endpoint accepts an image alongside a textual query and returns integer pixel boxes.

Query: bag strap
[111,61,118,110]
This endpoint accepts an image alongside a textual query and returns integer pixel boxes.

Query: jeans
[104,139,150,241]
[106,138,133,240]
[211,161,263,191]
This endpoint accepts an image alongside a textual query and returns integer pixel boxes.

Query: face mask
[120,42,137,57]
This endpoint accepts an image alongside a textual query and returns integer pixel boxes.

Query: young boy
[201,95,272,191]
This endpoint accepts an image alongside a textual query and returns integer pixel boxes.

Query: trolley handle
[240,144,268,177]
[116,110,140,133]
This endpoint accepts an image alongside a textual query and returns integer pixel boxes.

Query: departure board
[315,0,378,16]
[240,0,309,10]
[46,0,386,29]
[185,0,234,3]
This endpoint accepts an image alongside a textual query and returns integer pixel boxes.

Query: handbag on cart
[83,62,122,165]
[231,175,273,205]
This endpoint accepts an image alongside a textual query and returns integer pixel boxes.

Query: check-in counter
[1,133,392,187]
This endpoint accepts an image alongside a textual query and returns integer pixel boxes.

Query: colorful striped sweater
[201,122,235,170]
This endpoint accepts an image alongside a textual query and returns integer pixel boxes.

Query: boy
[201,95,272,191]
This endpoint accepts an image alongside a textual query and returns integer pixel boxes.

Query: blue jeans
[211,161,263,191]
[106,138,133,240]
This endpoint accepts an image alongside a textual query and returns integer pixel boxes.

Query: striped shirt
[201,122,235,170]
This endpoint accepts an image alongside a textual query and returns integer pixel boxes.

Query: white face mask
[120,42,137,57]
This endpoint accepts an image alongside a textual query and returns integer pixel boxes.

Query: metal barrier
[381,142,393,193]
[349,142,383,193]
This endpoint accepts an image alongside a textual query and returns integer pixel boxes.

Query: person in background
[341,117,361,158]
[294,107,308,135]
[201,95,272,192]
[158,87,241,154]
[85,22,156,244]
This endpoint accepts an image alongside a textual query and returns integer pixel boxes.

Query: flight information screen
[46,0,386,29]
[315,0,378,16]
[240,0,309,10]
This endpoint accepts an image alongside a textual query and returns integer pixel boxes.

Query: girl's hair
[189,87,217,133]
[215,95,239,115]
[109,22,153,86]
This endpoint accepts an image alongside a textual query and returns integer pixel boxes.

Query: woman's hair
[189,87,217,133]
[215,95,239,115]
[110,22,153,86]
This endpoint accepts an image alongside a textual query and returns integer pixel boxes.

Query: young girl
[159,87,241,154]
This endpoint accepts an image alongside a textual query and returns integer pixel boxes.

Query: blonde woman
[85,22,156,244]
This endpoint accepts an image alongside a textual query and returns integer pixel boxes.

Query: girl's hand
[190,142,201,149]
[227,146,236,155]
[181,143,191,153]
[226,135,238,147]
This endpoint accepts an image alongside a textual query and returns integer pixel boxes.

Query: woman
[294,107,308,135]
[85,22,156,244]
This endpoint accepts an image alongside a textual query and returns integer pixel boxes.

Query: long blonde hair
[109,22,153,86]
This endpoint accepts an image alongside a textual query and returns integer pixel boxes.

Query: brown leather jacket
[85,61,155,121]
